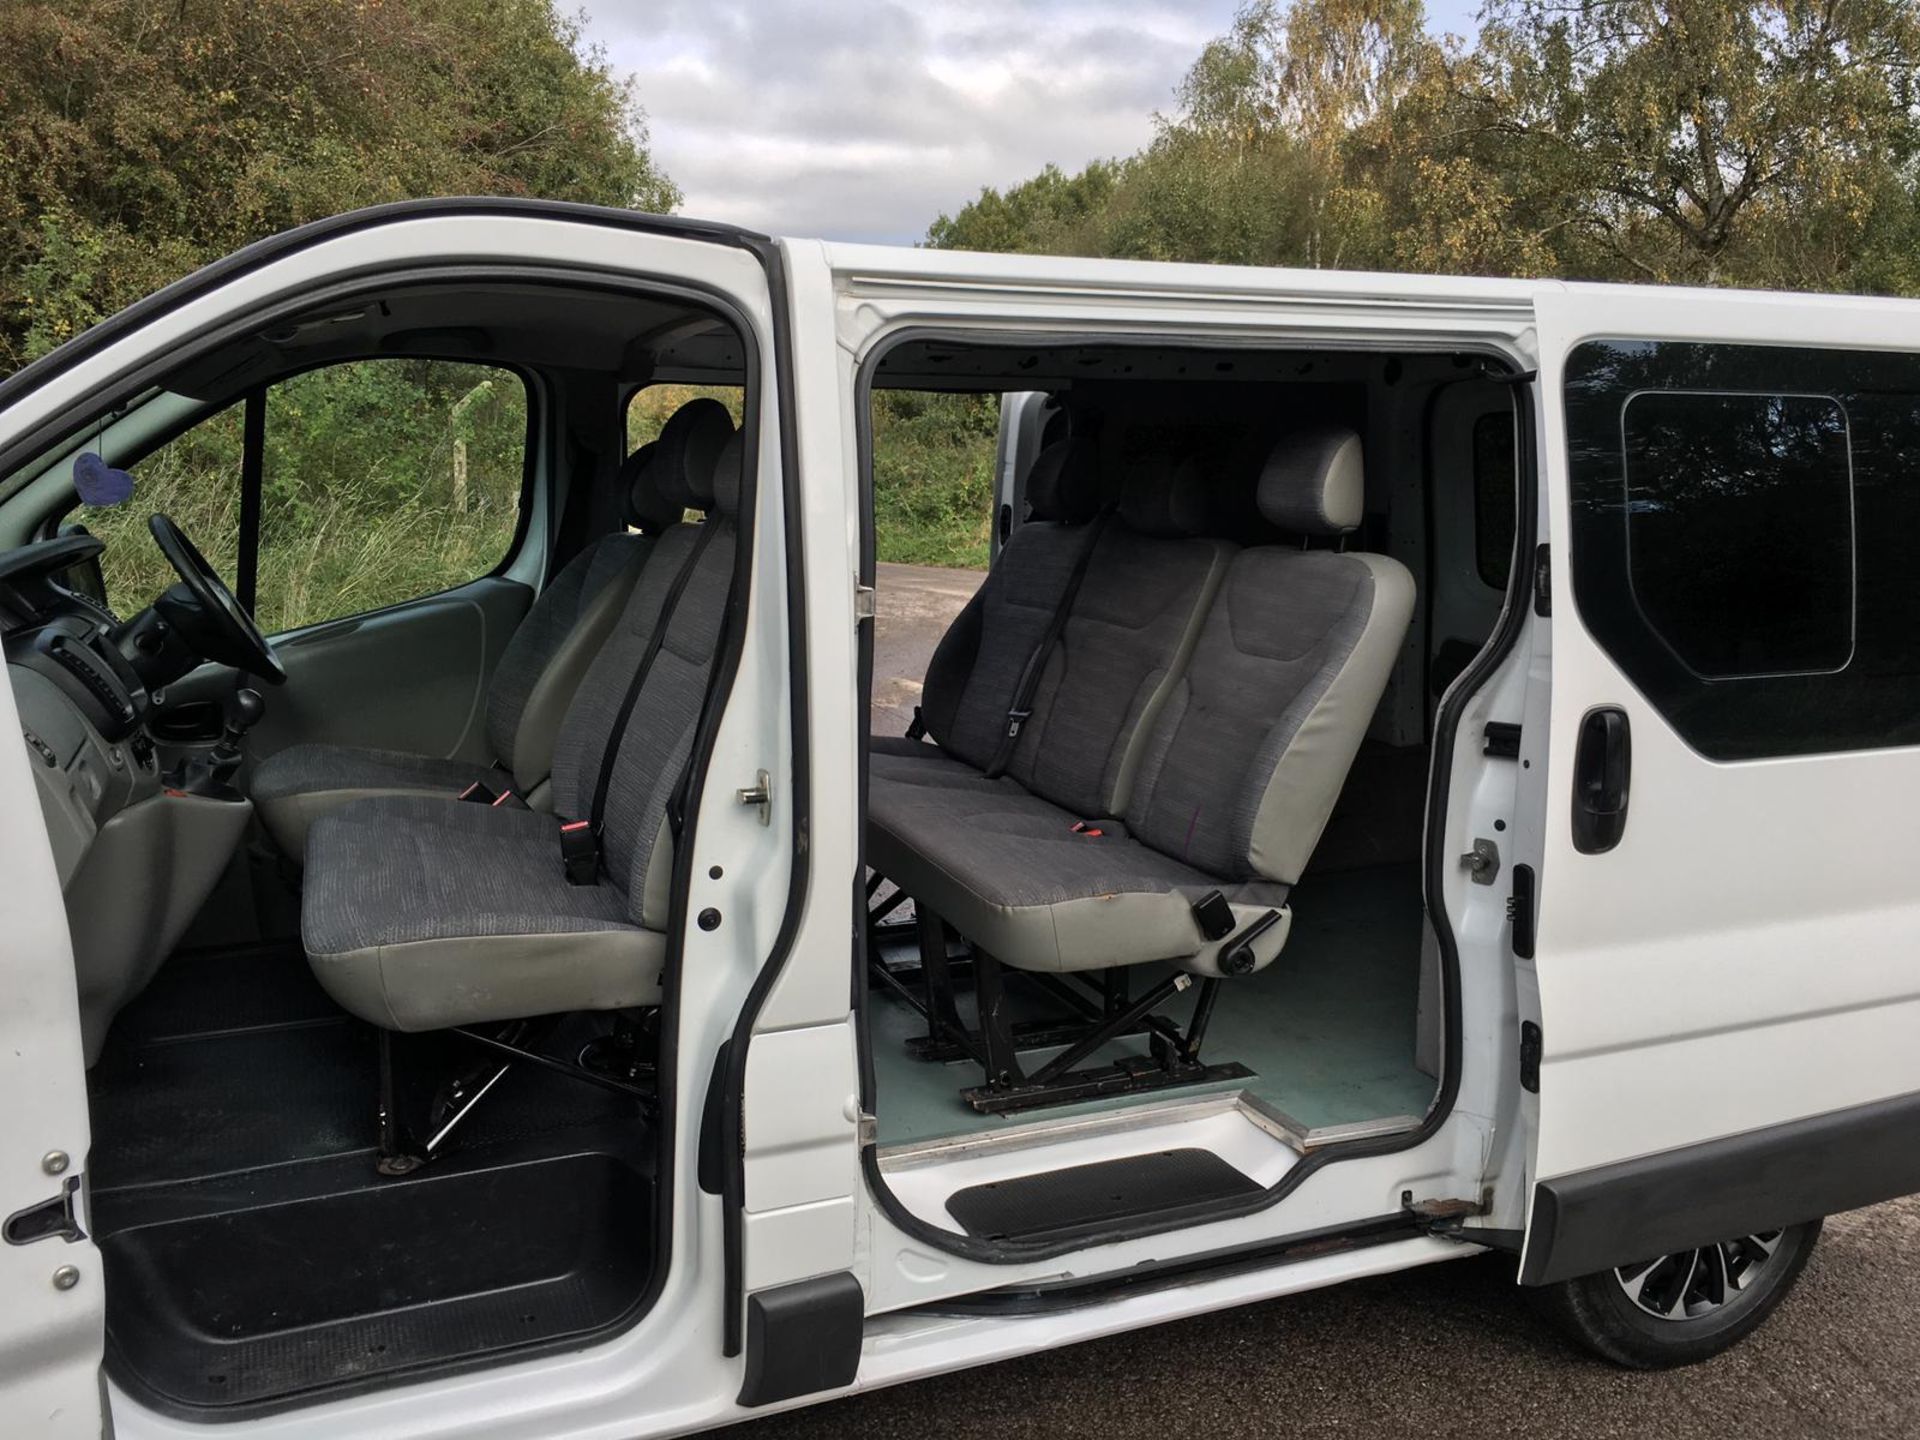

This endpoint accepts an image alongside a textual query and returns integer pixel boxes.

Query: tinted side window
[1620,391,1853,679]
[1565,340,1911,760]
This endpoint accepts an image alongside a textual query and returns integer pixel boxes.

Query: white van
[1,200,1915,1438]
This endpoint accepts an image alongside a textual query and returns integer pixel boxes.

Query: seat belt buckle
[1069,820,1105,838]
[1005,708,1031,739]
[458,781,498,804]
[560,819,599,885]
[1191,889,1237,942]
[491,789,531,812]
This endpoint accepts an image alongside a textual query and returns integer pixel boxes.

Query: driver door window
[87,359,528,633]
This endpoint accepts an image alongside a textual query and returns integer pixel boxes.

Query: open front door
[1519,284,1920,1284]
[0,667,103,1435]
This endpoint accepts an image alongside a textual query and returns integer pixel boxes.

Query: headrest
[1117,455,1210,538]
[620,441,683,533]
[1023,439,1100,524]
[651,397,736,512]
[1258,426,1364,536]
[709,430,744,519]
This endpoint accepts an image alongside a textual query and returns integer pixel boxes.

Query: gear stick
[215,687,266,762]
[173,686,264,797]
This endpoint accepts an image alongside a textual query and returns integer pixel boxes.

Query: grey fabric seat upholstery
[870,437,1102,767]
[868,425,1413,977]
[252,406,706,856]
[301,416,743,1032]
[871,448,1232,823]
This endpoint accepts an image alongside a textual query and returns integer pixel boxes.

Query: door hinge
[1519,1020,1543,1093]
[1483,720,1522,759]
[1532,544,1551,617]
[1402,1191,1490,1235]
[3,1175,85,1246]
[856,1112,878,1147]
[736,769,772,826]
[853,583,876,623]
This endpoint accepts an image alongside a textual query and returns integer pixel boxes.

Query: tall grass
[85,360,523,633]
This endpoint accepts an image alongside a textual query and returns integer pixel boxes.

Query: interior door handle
[1572,706,1631,854]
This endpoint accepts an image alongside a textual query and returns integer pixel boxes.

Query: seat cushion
[301,796,663,1031]
[868,739,1019,795]
[251,744,500,857]
[867,774,1289,976]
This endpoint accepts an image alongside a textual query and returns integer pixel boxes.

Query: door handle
[1572,706,1631,854]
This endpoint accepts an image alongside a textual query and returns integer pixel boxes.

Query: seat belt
[564,521,720,883]
[983,508,1112,779]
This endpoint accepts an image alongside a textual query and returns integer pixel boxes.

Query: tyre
[1536,1219,1823,1368]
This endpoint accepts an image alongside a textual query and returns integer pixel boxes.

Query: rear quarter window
[1563,339,1918,760]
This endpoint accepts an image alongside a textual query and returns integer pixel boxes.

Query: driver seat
[251,399,727,856]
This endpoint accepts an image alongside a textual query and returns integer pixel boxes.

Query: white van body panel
[1525,285,1920,1211]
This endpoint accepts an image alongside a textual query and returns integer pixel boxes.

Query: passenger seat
[251,399,727,855]
[298,422,743,1031]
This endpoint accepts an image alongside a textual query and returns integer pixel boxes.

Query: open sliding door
[1521,283,1920,1284]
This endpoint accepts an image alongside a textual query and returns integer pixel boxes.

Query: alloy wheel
[1613,1231,1786,1321]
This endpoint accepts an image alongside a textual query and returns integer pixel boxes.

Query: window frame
[1615,384,1859,685]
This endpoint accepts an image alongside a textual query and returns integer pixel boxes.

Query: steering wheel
[148,513,287,685]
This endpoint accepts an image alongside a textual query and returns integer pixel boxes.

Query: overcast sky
[577,1,1484,244]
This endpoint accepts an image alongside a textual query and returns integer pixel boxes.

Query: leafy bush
[870,391,998,570]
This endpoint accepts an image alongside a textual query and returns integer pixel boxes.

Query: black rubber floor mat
[88,1017,639,1200]
[110,941,341,1045]
[102,1149,653,1414]
[89,1022,373,1192]
[945,1148,1263,1240]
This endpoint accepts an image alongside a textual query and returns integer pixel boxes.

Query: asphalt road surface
[774,562,1920,1440]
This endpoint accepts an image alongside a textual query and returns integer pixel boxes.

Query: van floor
[868,862,1434,1148]
[86,941,655,1418]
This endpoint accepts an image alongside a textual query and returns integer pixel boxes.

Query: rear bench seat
[872,439,1231,817]
[868,425,1412,986]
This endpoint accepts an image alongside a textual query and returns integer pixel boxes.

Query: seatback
[548,398,735,821]
[484,432,689,789]
[600,431,743,928]
[1002,458,1234,820]
[913,438,1102,768]
[1124,426,1415,885]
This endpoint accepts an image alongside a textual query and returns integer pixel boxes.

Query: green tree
[1462,0,1920,284]
[0,0,677,372]
[928,0,1920,296]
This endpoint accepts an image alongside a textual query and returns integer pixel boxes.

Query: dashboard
[4,532,257,1066]
[1,537,165,884]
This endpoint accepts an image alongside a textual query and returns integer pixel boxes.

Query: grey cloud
[579,0,1238,241]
